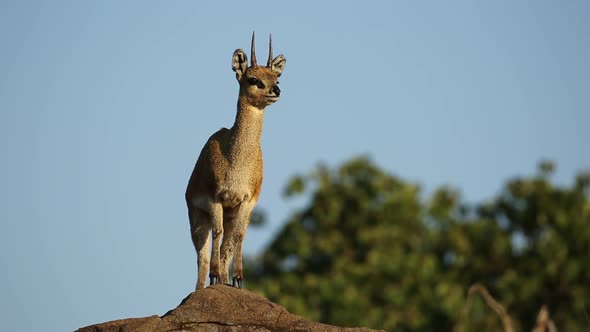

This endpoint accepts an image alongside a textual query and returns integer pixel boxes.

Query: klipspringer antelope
[185,33,286,290]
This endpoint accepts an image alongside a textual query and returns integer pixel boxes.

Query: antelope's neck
[228,96,265,162]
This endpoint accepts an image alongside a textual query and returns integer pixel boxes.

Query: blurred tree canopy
[245,157,590,331]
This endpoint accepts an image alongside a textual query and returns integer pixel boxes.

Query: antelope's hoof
[210,275,220,286]
[232,277,243,289]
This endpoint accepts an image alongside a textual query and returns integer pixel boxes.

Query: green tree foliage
[246,157,590,331]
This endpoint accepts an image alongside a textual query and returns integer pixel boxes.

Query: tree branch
[459,283,514,332]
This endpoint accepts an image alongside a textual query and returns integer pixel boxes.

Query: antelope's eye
[248,77,265,89]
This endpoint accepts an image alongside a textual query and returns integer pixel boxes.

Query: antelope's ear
[232,49,248,80]
[270,55,286,77]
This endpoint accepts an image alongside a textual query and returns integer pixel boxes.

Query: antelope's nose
[272,85,281,96]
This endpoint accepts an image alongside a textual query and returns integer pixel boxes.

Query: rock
[76,284,383,332]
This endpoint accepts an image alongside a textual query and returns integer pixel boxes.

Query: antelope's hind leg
[207,202,224,286]
[189,208,211,291]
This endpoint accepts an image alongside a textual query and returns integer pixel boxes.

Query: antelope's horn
[267,34,273,67]
[250,31,257,67]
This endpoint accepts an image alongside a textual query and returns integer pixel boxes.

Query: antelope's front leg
[231,204,254,288]
[208,202,224,286]
[219,215,237,285]
[232,234,246,289]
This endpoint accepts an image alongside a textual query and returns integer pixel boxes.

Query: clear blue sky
[1,1,588,331]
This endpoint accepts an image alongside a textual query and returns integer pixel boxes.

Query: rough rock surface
[76,284,383,332]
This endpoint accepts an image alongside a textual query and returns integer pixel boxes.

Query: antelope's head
[232,32,286,108]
